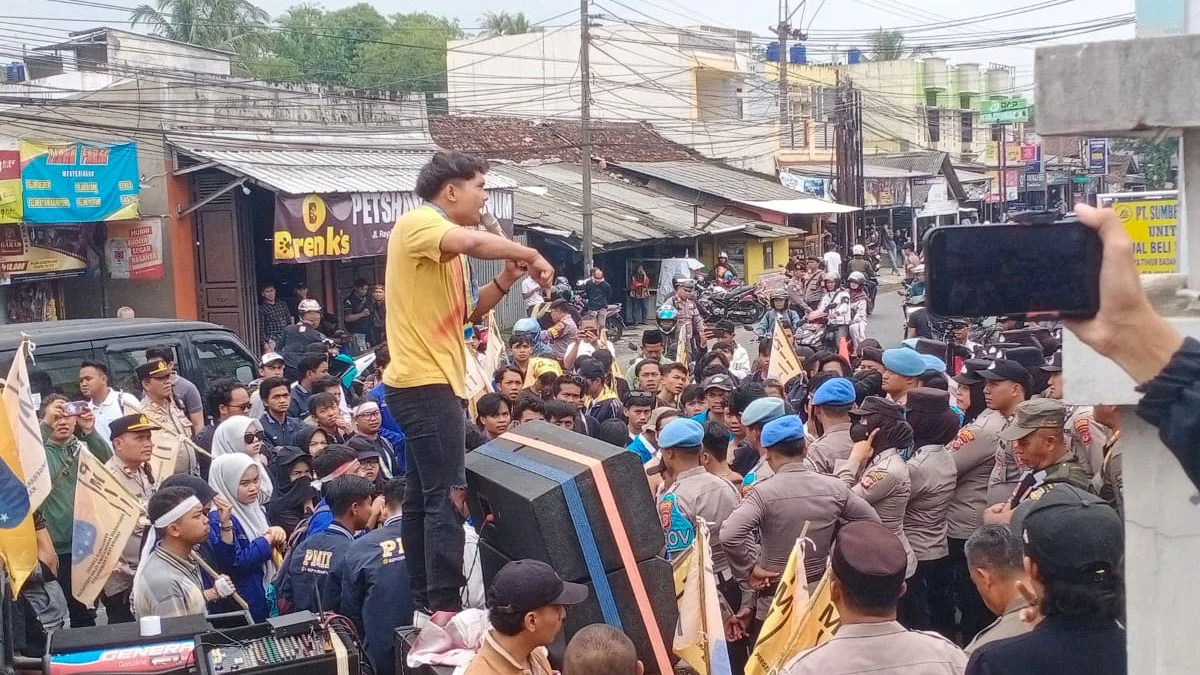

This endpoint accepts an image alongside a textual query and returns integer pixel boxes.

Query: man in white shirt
[823,243,842,278]
[521,276,545,316]
[79,360,140,443]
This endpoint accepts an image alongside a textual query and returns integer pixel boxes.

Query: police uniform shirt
[903,444,958,562]
[657,466,740,572]
[1009,455,1093,506]
[964,596,1034,655]
[987,416,1024,507]
[740,454,775,497]
[782,621,967,675]
[721,462,880,617]
[837,448,917,576]
[282,522,355,613]
[339,515,413,675]
[1100,431,1123,518]
[804,423,854,475]
[946,409,1008,540]
[1065,405,1112,492]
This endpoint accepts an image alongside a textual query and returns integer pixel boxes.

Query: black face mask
[849,419,872,443]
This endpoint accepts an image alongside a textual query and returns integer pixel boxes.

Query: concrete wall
[108,31,232,76]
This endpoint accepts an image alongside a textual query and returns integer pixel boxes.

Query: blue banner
[20,140,139,223]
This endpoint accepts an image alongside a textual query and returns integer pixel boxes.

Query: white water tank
[957,63,980,94]
[986,67,1012,96]
[924,57,948,90]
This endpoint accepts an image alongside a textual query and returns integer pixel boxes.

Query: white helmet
[719,251,729,259]
[852,244,865,256]
[823,272,839,282]
[848,271,867,284]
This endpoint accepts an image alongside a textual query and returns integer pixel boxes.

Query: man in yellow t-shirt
[384,151,553,613]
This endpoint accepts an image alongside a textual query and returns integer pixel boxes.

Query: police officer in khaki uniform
[804,378,856,474]
[656,418,740,570]
[737,396,786,494]
[835,396,917,577]
[781,521,967,675]
[721,415,879,633]
[1041,352,1112,492]
[978,359,1031,508]
[1093,405,1123,518]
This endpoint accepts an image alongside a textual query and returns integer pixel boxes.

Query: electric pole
[580,0,594,272]
[774,1,806,141]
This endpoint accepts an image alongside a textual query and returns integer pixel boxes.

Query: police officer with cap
[662,277,707,353]
[805,378,856,475]
[722,415,879,634]
[979,359,1033,507]
[656,418,740,568]
[781,521,966,674]
[1042,351,1111,490]
[966,486,1124,674]
[1002,346,1052,398]
[738,396,787,493]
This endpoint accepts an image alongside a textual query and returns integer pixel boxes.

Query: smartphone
[64,400,90,416]
[923,218,1102,319]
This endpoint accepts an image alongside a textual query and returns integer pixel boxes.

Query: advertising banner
[0,138,20,224]
[1087,139,1109,175]
[105,218,164,280]
[71,449,141,605]
[0,223,90,276]
[979,97,1029,124]
[20,141,139,223]
[274,190,514,263]
[1111,199,1178,273]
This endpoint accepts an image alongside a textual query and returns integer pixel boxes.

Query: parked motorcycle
[604,303,626,342]
[695,279,767,325]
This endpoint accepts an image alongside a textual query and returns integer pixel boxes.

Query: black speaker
[465,421,663,581]
[478,539,677,673]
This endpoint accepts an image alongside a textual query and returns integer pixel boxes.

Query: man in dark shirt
[582,267,612,313]
[342,278,373,355]
[966,485,1125,675]
[279,300,328,375]
[259,283,293,351]
[905,301,934,340]
[259,376,303,450]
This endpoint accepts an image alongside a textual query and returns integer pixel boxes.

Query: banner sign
[0,138,20,224]
[20,141,139,223]
[71,450,141,606]
[1087,139,1109,175]
[0,223,90,276]
[1112,199,1178,273]
[274,190,514,263]
[980,97,1029,124]
[106,218,164,280]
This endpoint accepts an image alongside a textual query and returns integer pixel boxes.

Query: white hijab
[208,453,277,589]
[211,415,273,500]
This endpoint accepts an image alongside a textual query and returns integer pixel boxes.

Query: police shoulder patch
[861,469,887,490]
[1028,484,1056,501]
[1074,417,1092,444]
[947,428,975,452]
[658,494,676,530]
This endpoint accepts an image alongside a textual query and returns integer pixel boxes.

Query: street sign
[1087,138,1109,175]
[980,97,1030,124]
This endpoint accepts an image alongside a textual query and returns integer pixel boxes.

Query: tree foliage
[1111,137,1179,190]
[130,0,270,56]
[865,28,929,61]
[480,11,531,37]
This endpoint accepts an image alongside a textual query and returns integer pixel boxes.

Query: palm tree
[479,11,531,37]
[130,0,270,53]
[867,29,906,61]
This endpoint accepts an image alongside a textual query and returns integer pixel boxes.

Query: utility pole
[580,0,594,271]
[774,0,806,133]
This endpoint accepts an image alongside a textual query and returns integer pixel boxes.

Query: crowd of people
[17,151,1200,675]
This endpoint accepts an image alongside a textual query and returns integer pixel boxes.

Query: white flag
[5,340,49,510]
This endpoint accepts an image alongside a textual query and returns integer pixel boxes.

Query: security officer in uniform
[1094,404,1123,518]
[738,396,786,494]
[978,359,1031,510]
[835,396,917,578]
[1041,351,1111,491]
[339,477,412,675]
[722,415,879,636]
[278,298,329,376]
[781,521,967,674]
[804,378,856,474]
[279,474,374,613]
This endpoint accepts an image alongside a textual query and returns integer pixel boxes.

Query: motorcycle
[695,279,767,325]
[604,303,626,342]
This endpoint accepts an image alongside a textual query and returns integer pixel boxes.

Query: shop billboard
[0,223,90,277]
[0,138,20,224]
[106,218,164,280]
[274,190,515,263]
[1105,195,1178,274]
[20,140,139,223]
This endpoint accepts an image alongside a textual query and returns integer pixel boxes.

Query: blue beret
[658,418,704,450]
[920,353,946,373]
[741,396,786,427]
[812,377,856,406]
[883,348,926,377]
[761,415,805,447]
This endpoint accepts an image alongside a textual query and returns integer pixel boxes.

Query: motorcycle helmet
[770,289,789,301]
[847,271,867,286]
[656,305,678,321]
[823,272,840,284]
[674,277,697,290]
[852,244,866,256]
[718,251,729,260]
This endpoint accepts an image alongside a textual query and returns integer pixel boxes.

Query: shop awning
[740,199,860,215]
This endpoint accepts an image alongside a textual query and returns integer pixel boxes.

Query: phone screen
[923,222,1102,319]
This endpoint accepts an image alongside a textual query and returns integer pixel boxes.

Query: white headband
[153,495,201,528]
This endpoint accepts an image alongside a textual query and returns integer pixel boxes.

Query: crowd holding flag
[70,449,141,605]
[5,339,50,510]
[674,521,733,675]
[0,382,36,594]
[766,320,802,385]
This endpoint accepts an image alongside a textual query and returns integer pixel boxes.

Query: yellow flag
[766,319,802,385]
[71,450,142,605]
[0,383,37,594]
[5,340,50,510]
[674,522,733,675]
[746,541,840,675]
[676,322,690,366]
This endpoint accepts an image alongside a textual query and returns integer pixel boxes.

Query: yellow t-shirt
[383,205,471,398]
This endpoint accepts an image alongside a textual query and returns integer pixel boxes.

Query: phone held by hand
[64,400,90,417]
[922,213,1102,320]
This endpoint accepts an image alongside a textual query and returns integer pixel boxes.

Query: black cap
[346,435,381,461]
[1041,351,1063,372]
[860,347,884,364]
[549,298,571,311]
[849,395,905,421]
[136,359,171,381]
[1001,346,1046,369]
[702,374,735,392]
[486,559,589,614]
[577,360,607,379]
[830,521,906,596]
[978,359,1029,384]
[110,412,161,438]
[159,474,218,506]
[905,387,949,414]
[1011,484,1123,584]
[997,329,1043,351]
[912,338,948,360]
[641,329,664,345]
[953,358,994,385]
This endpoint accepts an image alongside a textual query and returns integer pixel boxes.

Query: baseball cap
[487,559,588,614]
[860,347,884,365]
[1010,484,1123,584]
[648,407,679,431]
[1041,351,1063,373]
[761,414,805,447]
[298,299,322,314]
[136,359,172,381]
[346,435,381,461]
[658,418,704,450]
[1002,346,1046,369]
[811,378,855,406]
[998,398,1068,441]
[577,360,607,379]
[741,396,786,427]
[701,374,735,392]
[261,352,285,366]
[953,358,994,386]
[978,359,1030,384]
[109,413,161,438]
[850,395,906,421]
[882,348,926,377]
[830,521,906,596]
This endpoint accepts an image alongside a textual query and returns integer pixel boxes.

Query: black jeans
[385,384,467,612]
[897,556,956,640]
[101,589,135,624]
[947,537,996,645]
[55,552,96,628]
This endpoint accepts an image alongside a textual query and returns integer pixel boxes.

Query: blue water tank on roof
[789,44,807,64]
[765,41,781,62]
[848,48,863,64]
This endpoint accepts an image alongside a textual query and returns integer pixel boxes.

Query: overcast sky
[12,0,1134,88]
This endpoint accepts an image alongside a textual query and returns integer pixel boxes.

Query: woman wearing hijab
[266,447,317,535]
[899,388,962,635]
[294,425,330,458]
[208,453,287,621]
[211,416,274,500]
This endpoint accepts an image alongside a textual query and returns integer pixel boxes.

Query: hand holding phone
[63,400,89,417]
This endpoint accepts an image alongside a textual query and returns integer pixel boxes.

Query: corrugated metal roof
[863,152,947,177]
[614,160,811,201]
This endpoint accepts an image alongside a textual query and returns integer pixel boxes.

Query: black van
[0,319,258,405]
